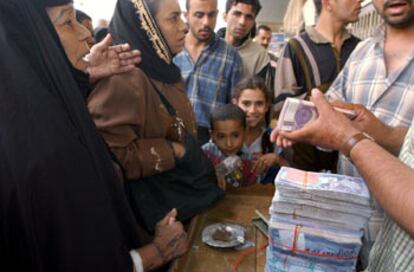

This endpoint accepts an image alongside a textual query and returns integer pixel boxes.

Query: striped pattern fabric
[275,26,360,106]
[326,27,414,178]
[365,121,414,272]
[174,35,242,128]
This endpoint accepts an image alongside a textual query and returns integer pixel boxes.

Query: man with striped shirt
[325,0,414,264]
[275,0,361,172]
[271,89,414,272]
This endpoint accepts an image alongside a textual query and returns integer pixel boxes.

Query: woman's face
[46,3,91,71]
[154,0,188,55]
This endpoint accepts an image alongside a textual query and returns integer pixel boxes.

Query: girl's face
[155,0,188,55]
[234,88,269,129]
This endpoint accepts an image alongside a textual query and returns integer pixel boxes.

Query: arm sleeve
[88,74,176,180]
[129,250,144,272]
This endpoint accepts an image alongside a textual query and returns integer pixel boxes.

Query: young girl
[233,76,288,184]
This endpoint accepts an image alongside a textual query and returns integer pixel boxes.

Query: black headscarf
[39,0,73,7]
[109,0,182,84]
[40,0,92,98]
[0,0,140,271]
[94,26,109,43]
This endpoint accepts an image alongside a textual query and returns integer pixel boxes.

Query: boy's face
[211,120,245,156]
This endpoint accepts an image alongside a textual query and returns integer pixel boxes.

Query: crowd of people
[0,0,413,271]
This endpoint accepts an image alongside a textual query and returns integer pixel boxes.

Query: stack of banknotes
[277,98,356,131]
[265,167,373,272]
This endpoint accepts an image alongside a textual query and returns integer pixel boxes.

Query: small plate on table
[202,223,246,248]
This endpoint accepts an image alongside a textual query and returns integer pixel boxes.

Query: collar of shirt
[182,34,220,64]
[306,26,352,45]
[237,37,253,50]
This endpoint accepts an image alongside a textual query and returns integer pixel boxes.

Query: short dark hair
[233,76,270,104]
[313,0,322,16]
[76,9,92,23]
[186,0,217,11]
[210,104,246,130]
[225,0,262,16]
[257,24,271,33]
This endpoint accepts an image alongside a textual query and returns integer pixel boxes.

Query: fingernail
[312,89,321,96]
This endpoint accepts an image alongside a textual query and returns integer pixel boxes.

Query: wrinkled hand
[252,153,279,174]
[86,34,141,82]
[271,89,360,152]
[152,209,188,264]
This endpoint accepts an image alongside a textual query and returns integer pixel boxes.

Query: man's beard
[194,27,213,42]
[382,0,414,28]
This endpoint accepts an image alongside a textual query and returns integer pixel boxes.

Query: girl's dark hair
[261,129,274,153]
[209,104,246,130]
[233,76,271,104]
[233,76,272,108]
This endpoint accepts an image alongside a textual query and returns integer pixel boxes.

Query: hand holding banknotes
[271,89,360,151]
[330,100,388,141]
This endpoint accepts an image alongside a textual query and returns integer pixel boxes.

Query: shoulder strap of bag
[146,78,177,117]
[147,77,186,141]
[288,38,314,97]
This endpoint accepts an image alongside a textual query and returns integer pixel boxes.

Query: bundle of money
[265,167,373,272]
[277,98,356,132]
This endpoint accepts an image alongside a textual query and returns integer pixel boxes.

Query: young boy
[202,104,257,188]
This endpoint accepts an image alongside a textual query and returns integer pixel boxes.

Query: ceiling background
[74,0,290,32]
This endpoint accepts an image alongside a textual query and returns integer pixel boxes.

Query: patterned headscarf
[109,0,182,84]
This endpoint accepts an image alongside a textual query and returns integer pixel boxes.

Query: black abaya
[0,0,140,271]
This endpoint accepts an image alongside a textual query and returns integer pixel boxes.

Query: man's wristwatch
[342,132,375,159]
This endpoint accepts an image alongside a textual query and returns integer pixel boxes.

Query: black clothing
[39,0,73,7]
[0,1,140,271]
[109,0,182,84]
[94,27,108,43]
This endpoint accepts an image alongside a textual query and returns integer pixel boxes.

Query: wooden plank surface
[170,185,274,272]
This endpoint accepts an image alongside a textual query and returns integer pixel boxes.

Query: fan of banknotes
[265,167,373,272]
[277,98,356,131]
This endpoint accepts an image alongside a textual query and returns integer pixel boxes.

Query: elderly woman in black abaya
[87,0,223,234]
[43,0,143,97]
[0,0,188,271]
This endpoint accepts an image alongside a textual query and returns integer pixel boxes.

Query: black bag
[124,80,224,232]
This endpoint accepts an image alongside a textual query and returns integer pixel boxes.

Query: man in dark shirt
[274,0,361,172]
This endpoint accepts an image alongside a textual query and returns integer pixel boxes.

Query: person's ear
[323,0,332,12]
[183,11,189,21]
[231,98,237,104]
[223,12,228,22]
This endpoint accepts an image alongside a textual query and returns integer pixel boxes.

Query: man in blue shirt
[174,0,243,145]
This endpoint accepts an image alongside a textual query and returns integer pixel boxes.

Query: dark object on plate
[202,223,245,248]
[212,226,233,242]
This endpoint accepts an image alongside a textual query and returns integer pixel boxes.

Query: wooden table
[170,185,274,272]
